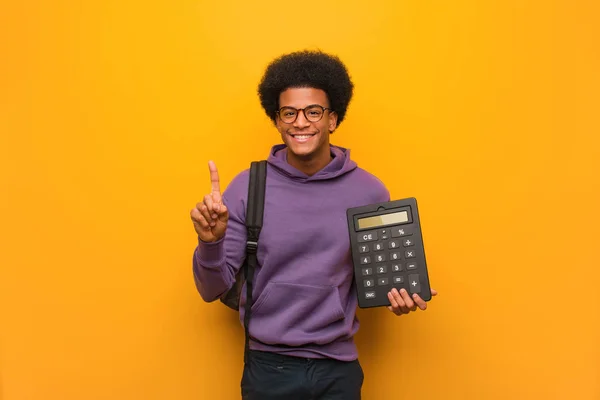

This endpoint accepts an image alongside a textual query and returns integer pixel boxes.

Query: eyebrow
[279,104,327,109]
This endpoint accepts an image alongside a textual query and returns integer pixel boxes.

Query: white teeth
[294,135,312,139]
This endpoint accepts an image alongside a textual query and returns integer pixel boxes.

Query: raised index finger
[208,160,222,202]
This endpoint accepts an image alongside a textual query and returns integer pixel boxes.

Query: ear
[328,111,338,133]
[274,113,283,131]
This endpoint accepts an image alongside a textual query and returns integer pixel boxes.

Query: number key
[389,240,400,249]
[376,265,387,274]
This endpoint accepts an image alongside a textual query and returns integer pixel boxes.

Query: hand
[190,161,229,242]
[387,288,438,316]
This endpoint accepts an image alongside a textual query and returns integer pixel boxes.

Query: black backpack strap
[243,160,267,363]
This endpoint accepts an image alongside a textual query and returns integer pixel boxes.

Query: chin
[286,145,316,159]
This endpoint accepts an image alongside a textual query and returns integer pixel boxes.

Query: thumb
[217,203,229,222]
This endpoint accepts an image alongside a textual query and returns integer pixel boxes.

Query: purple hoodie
[193,144,389,361]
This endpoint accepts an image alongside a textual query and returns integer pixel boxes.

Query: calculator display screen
[357,211,409,229]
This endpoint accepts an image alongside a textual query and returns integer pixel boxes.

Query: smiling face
[275,87,338,170]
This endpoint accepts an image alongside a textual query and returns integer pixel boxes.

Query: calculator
[346,197,432,308]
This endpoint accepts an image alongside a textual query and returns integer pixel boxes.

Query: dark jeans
[241,350,364,400]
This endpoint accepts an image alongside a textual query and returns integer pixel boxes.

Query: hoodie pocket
[250,282,346,346]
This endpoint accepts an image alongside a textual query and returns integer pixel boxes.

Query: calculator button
[379,229,390,240]
[403,238,415,247]
[393,275,404,284]
[389,251,402,261]
[388,240,400,249]
[360,256,372,265]
[363,279,375,288]
[358,245,370,253]
[405,250,416,259]
[378,277,389,286]
[365,291,376,299]
[391,227,412,237]
[357,232,377,243]
[391,263,402,272]
[373,242,385,251]
[408,274,421,294]
[361,267,373,276]
[375,254,386,263]
[406,262,417,270]
[376,265,387,274]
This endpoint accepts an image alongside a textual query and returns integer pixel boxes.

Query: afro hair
[257,50,354,127]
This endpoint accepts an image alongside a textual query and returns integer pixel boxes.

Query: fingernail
[211,214,217,219]
[392,288,398,295]
[210,221,216,227]
[400,288,406,294]
[413,294,418,298]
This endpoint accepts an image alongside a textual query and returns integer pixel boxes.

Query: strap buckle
[246,240,258,253]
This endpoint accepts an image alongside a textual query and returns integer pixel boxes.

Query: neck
[287,145,333,176]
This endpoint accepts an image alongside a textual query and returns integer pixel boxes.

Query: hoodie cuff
[196,236,226,268]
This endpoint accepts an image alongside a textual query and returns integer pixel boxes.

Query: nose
[293,110,311,129]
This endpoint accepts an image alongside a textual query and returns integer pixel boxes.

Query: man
[190,50,437,399]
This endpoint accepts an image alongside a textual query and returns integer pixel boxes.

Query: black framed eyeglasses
[276,104,332,124]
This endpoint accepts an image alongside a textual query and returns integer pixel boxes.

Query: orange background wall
[1,1,599,399]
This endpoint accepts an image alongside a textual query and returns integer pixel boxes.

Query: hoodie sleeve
[192,171,249,302]
[370,173,391,203]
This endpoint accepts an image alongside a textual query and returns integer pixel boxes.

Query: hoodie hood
[266,144,358,183]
